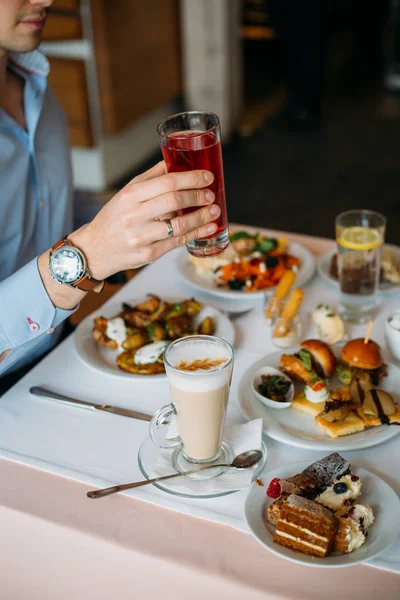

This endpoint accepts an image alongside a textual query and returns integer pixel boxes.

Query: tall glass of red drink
[157,111,229,257]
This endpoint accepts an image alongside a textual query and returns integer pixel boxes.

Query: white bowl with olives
[252,367,294,410]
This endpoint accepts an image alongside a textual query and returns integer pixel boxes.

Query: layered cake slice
[265,494,289,527]
[274,494,338,558]
[334,504,374,553]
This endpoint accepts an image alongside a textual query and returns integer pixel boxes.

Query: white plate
[74,298,235,381]
[245,462,400,568]
[317,246,400,294]
[175,240,316,313]
[238,351,400,451]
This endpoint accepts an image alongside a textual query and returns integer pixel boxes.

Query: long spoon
[87,449,263,499]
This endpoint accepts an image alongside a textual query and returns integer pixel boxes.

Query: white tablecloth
[1,232,400,574]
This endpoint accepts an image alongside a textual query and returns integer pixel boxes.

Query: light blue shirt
[0,50,76,376]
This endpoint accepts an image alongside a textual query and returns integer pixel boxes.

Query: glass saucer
[137,437,268,499]
[172,442,233,480]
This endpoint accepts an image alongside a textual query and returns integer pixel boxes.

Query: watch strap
[50,237,104,294]
[73,275,105,294]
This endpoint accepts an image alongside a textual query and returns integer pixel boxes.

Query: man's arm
[0,164,220,375]
[0,257,78,375]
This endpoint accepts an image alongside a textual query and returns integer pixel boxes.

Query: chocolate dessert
[279,474,317,499]
[302,453,350,492]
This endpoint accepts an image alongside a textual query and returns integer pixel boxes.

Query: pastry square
[315,412,365,438]
[291,392,325,417]
[357,407,400,427]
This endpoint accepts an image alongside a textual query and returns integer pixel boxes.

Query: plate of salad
[176,230,316,308]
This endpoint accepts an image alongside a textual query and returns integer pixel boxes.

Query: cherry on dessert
[333,482,348,494]
[351,475,359,482]
[266,478,281,499]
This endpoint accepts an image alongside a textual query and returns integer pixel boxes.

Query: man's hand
[38,162,220,310]
[70,162,220,280]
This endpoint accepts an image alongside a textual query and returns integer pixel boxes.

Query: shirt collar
[8,50,49,77]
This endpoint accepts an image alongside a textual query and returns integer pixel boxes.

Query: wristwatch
[49,237,104,293]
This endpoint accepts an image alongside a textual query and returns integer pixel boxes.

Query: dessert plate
[74,298,235,381]
[238,352,400,451]
[244,461,400,568]
[175,240,316,314]
[317,246,400,294]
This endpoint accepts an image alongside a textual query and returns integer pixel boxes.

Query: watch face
[51,246,85,284]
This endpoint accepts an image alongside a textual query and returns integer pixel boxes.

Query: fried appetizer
[280,353,316,383]
[117,350,166,375]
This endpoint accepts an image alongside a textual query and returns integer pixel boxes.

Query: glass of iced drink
[149,335,234,476]
[336,209,386,323]
[157,111,229,257]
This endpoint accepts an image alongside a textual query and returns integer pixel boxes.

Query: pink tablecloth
[1,229,400,600]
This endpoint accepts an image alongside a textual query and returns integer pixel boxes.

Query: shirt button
[47,327,55,334]
[27,317,39,332]
[40,200,45,208]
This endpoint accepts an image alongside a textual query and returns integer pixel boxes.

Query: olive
[228,278,245,290]
[266,256,279,268]
[333,482,348,494]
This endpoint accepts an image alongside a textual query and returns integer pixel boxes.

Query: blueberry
[333,482,348,494]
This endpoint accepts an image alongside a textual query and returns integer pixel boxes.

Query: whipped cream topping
[341,504,375,552]
[316,474,362,511]
[304,379,330,404]
[134,341,170,365]
[105,317,127,353]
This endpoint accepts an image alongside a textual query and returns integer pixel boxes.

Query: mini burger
[280,339,336,383]
[336,338,386,385]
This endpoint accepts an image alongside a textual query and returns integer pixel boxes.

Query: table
[1,229,400,600]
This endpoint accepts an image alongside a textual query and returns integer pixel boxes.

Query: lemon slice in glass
[338,226,383,250]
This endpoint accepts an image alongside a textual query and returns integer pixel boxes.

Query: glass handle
[149,403,181,449]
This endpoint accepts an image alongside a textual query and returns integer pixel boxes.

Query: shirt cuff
[0,257,77,348]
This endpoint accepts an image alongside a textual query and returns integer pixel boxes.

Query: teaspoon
[87,449,263,500]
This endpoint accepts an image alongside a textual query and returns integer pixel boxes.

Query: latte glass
[149,335,234,474]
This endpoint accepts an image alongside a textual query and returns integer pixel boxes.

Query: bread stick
[265,270,296,320]
[273,288,304,338]
[280,288,304,320]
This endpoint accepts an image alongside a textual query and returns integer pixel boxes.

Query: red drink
[158,112,229,257]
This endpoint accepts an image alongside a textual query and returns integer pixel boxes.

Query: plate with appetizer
[245,453,400,567]
[317,245,400,293]
[238,337,400,450]
[176,230,316,312]
[74,295,235,380]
